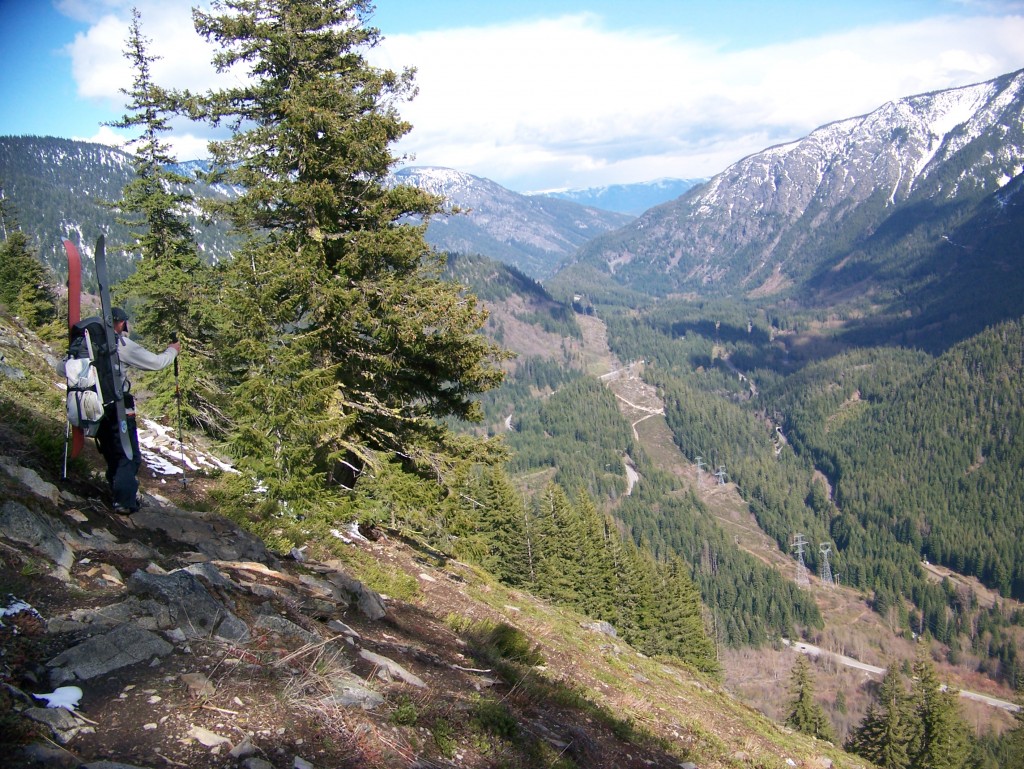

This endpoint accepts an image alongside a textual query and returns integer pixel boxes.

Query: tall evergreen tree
[181,0,507,512]
[908,645,971,769]
[529,484,587,605]
[107,8,218,431]
[0,230,55,328]
[472,466,530,586]
[846,665,911,769]
[1005,701,1024,769]
[785,654,836,742]
[0,188,55,328]
[654,556,719,673]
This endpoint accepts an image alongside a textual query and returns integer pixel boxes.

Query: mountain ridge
[565,67,1024,323]
[394,166,632,279]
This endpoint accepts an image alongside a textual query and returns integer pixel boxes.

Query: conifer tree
[529,485,587,604]
[908,645,971,769]
[785,654,836,742]
[472,466,530,585]
[107,8,218,431]
[181,0,507,511]
[654,556,718,673]
[0,229,55,328]
[570,492,619,619]
[1005,702,1024,769]
[846,665,911,769]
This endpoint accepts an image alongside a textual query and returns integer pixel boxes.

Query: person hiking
[96,307,180,513]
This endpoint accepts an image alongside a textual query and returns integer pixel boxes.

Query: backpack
[64,316,119,437]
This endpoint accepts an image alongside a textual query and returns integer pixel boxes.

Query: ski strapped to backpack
[61,235,134,462]
[62,238,85,465]
[94,235,134,461]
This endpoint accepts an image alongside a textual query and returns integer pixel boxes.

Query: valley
[574,309,1022,740]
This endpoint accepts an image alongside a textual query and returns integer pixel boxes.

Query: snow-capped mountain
[393,167,631,279]
[569,68,1024,305]
[536,178,707,215]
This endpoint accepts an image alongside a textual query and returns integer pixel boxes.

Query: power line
[792,533,809,589]
[819,542,835,588]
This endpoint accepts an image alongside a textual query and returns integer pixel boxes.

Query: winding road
[786,639,1021,713]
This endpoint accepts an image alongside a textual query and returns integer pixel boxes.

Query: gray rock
[242,759,275,769]
[183,561,235,589]
[582,620,618,638]
[47,624,173,685]
[53,598,148,631]
[325,671,385,710]
[83,762,157,769]
[0,361,26,379]
[0,457,59,504]
[16,741,80,767]
[23,705,93,744]
[127,569,251,642]
[76,527,156,560]
[322,567,386,620]
[359,649,425,688]
[326,619,361,639]
[229,737,258,759]
[254,614,320,645]
[0,500,75,579]
[0,497,154,580]
[129,505,275,564]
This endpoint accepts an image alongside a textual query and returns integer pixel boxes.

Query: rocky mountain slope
[393,167,633,279]
[0,140,631,284]
[568,68,1024,314]
[0,312,859,769]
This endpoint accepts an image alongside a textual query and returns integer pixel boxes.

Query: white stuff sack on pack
[65,357,105,428]
[64,318,114,437]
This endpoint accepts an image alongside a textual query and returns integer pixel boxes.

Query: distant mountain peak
[571,66,1024,316]
[392,165,632,280]
[536,178,708,215]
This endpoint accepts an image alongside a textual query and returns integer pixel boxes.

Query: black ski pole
[171,332,187,489]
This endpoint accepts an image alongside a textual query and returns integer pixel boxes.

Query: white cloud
[63,0,232,158]
[378,13,1024,189]
[73,124,127,148]
[65,1,221,104]
[62,2,1024,189]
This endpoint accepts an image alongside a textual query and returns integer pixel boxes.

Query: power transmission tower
[792,533,809,588]
[695,456,706,487]
[819,542,834,588]
[715,466,728,485]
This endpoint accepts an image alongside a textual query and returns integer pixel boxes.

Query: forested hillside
[0,135,238,284]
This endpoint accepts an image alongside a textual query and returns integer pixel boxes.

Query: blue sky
[3,1,1024,191]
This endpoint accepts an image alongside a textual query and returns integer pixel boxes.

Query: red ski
[63,238,85,459]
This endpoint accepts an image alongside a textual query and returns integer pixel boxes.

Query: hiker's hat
[112,307,129,323]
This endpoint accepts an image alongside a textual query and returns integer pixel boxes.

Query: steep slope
[0,311,863,769]
[396,166,632,279]
[568,69,1024,313]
